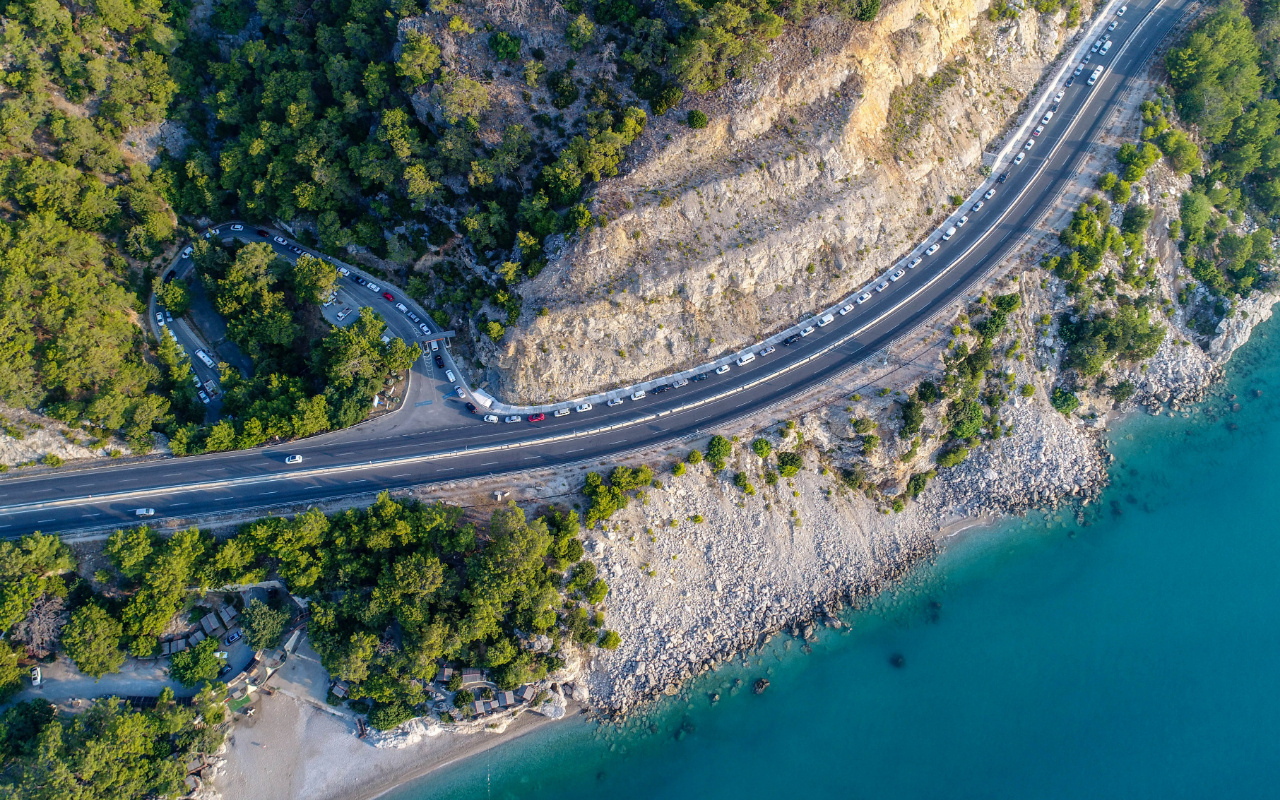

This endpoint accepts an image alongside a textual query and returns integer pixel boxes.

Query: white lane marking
[82,514,101,518]
[481,461,499,466]
[170,503,188,507]
[260,491,277,496]
[391,473,411,478]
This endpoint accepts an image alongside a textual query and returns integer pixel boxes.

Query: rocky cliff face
[487,0,1095,403]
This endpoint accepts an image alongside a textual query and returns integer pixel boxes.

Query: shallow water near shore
[385,316,1280,800]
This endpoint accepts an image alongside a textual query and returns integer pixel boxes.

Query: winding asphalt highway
[0,0,1186,537]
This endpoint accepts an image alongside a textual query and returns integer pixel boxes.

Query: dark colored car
[382,292,394,302]
[465,402,478,414]
[1065,76,1075,87]
[783,334,802,346]
[691,373,708,382]
[528,412,546,423]
[225,630,243,645]
[996,173,1008,183]
[218,664,232,678]
[255,229,269,237]
[434,354,445,368]
[652,385,670,394]
[162,270,176,284]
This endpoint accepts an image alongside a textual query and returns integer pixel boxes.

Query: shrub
[686,449,702,465]
[905,470,936,498]
[776,451,802,477]
[706,435,732,470]
[899,399,924,436]
[687,109,708,129]
[1110,380,1136,403]
[936,447,969,468]
[368,701,415,730]
[598,630,621,649]
[840,466,865,490]
[1050,388,1081,414]
[764,470,778,486]
[488,31,521,61]
[861,434,880,455]
[585,578,609,605]
[733,472,755,495]
[1020,383,1036,397]
[751,438,771,459]
[672,461,686,476]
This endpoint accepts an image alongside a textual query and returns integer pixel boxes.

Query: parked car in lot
[434,354,445,368]
[285,454,303,464]
[554,407,571,417]
[715,364,731,375]
[576,403,593,412]
[453,386,465,397]
[465,402,477,413]
[429,339,439,351]
[198,390,210,404]
[484,414,499,423]
[181,246,193,258]
[226,630,244,645]
[156,312,165,326]
[445,370,455,382]
[337,307,351,321]
[30,667,40,687]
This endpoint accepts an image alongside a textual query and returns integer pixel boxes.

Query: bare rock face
[490,0,1095,403]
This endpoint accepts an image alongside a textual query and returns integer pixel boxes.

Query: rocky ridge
[490,0,1099,403]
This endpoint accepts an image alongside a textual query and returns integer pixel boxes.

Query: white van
[736,352,756,366]
[942,226,957,241]
[816,313,834,327]
[195,349,216,368]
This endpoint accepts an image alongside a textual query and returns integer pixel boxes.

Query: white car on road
[855,292,872,304]
[817,313,834,327]
[285,454,303,464]
[607,397,624,406]
[631,389,646,400]
[715,364,731,375]
[889,269,905,282]
[839,303,854,315]
[926,243,940,255]
[909,256,923,268]
[484,414,499,423]
[576,403,593,413]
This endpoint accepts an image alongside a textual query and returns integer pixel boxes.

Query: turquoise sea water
[388,316,1280,800]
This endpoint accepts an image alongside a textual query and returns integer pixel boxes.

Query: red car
[528,413,546,423]
[382,292,394,302]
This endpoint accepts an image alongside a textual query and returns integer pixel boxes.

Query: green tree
[751,437,771,459]
[566,14,595,50]
[776,450,802,476]
[169,637,222,687]
[706,434,732,470]
[290,254,337,304]
[242,598,291,650]
[62,604,126,680]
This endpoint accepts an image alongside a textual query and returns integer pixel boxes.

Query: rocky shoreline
[577,285,1279,719]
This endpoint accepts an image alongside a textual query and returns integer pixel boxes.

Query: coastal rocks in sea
[753,679,770,694]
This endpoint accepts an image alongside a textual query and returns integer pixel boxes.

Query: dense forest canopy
[0,0,890,448]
